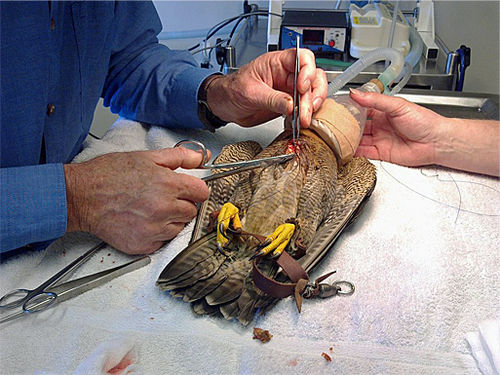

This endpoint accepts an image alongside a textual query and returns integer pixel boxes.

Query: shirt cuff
[0,163,67,252]
[166,66,219,129]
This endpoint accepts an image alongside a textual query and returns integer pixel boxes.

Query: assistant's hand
[207,48,327,128]
[349,90,446,167]
[64,147,209,254]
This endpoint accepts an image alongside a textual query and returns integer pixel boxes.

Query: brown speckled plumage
[157,129,376,325]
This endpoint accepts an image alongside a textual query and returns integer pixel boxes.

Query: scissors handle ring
[23,291,57,313]
[0,288,32,309]
[173,140,210,167]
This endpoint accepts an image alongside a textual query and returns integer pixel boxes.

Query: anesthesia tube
[315,48,404,164]
[389,27,424,95]
[405,26,424,70]
[389,61,413,95]
[327,47,405,96]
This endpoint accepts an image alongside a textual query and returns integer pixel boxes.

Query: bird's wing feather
[205,258,252,305]
[297,157,376,272]
[157,232,223,287]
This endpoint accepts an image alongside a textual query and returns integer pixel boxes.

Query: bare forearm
[435,118,500,176]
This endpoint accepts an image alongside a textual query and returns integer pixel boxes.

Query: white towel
[467,320,500,375]
[73,338,139,375]
[1,117,499,375]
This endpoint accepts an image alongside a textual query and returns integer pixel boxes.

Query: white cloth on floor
[1,118,499,375]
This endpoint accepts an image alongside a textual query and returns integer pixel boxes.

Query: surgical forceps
[291,34,301,146]
[0,241,150,324]
[174,140,295,182]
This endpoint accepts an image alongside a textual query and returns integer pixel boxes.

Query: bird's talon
[256,239,272,250]
[216,203,242,249]
[226,227,242,235]
[258,223,296,257]
[269,251,281,259]
[218,222,230,240]
[249,251,264,260]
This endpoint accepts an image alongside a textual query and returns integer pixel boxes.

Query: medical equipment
[415,0,439,60]
[0,241,150,324]
[280,10,350,59]
[173,140,295,182]
[328,47,404,95]
[455,45,471,92]
[267,0,281,52]
[291,34,300,145]
[188,8,282,70]
[349,2,410,58]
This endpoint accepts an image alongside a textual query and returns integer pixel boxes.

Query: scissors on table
[0,241,150,324]
[174,140,295,182]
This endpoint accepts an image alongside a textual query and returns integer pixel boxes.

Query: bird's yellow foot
[252,223,295,259]
[217,202,242,250]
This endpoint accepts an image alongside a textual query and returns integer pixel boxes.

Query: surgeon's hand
[64,147,209,254]
[206,48,327,128]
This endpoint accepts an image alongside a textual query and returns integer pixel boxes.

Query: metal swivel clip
[301,271,355,299]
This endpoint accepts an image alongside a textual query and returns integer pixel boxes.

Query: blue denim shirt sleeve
[102,1,218,128]
[0,164,67,252]
[0,1,219,254]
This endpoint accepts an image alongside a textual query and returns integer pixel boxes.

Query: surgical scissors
[174,140,295,182]
[0,241,150,324]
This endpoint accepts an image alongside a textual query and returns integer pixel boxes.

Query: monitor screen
[302,29,324,45]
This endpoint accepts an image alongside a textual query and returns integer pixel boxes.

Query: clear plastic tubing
[405,25,424,69]
[327,47,404,96]
[389,61,413,95]
[387,1,399,50]
[390,27,424,95]
[385,0,400,69]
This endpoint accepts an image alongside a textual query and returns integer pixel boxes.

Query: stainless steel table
[397,89,499,120]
